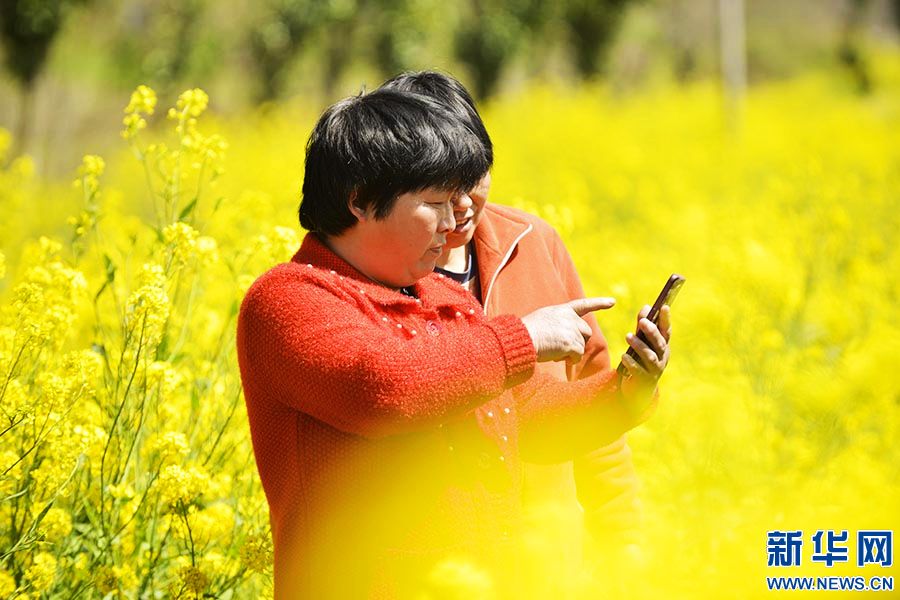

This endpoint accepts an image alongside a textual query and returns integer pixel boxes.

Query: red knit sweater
[236,233,635,598]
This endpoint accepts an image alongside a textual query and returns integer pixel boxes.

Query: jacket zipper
[482,224,533,313]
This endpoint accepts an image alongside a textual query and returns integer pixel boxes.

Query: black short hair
[379,71,492,168]
[299,88,490,236]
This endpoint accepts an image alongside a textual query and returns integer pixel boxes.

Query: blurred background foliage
[0,0,899,597]
[1,0,900,174]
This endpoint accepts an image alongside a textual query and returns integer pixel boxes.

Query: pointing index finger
[569,297,616,316]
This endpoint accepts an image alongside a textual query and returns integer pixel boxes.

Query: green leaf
[103,253,116,282]
[179,197,199,221]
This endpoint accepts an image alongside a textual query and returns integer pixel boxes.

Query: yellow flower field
[1,53,898,598]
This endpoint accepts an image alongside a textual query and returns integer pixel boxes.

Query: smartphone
[616,274,685,376]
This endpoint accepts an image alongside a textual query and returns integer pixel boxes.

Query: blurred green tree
[564,0,633,79]
[370,0,410,77]
[249,0,323,102]
[0,0,85,155]
[837,0,872,93]
[453,0,545,99]
[112,0,208,98]
[249,0,364,102]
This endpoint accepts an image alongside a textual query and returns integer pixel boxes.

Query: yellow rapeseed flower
[93,567,117,595]
[125,85,157,116]
[196,235,220,265]
[170,88,209,119]
[40,507,73,542]
[106,482,135,500]
[93,564,138,595]
[24,552,57,592]
[270,225,300,261]
[122,85,155,138]
[189,502,235,546]
[150,430,189,461]
[0,568,16,596]
[73,154,105,194]
[163,221,199,264]
[239,533,272,573]
[171,564,209,599]
[158,464,209,509]
[126,263,170,347]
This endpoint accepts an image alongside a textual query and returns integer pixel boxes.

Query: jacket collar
[472,204,533,307]
[292,233,471,309]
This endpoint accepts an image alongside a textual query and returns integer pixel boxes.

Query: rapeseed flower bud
[195,133,228,175]
[196,235,219,265]
[239,533,273,573]
[40,507,73,542]
[122,85,157,140]
[32,448,77,497]
[0,449,21,496]
[93,567,117,595]
[74,154,105,195]
[199,552,234,579]
[126,285,168,348]
[163,221,199,265]
[127,263,170,347]
[147,361,183,399]
[150,430,189,462]
[271,226,300,260]
[125,85,157,116]
[24,552,57,592]
[171,88,209,119]
[93,565,137,595]
[0,568,16,596]
[63,349,104,395]
[158,464,209,509]
[189,502,235,546]
[122,112,147,140]
[106,482,135,500]
[136,262,166,289]
[175,564,209,598]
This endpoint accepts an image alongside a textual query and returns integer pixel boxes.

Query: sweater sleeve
[513,369,631,462]
[237,268,536,439]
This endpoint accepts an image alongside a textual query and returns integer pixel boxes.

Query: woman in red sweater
[236,89,670,598]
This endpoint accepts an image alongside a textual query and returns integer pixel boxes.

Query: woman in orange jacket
[380,72,663,568]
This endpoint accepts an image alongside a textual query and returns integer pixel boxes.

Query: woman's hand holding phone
[616,273,683,420]
[617,304,671,422]
[620,303,672,381]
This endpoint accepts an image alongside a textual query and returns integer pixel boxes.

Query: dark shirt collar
[434,248,477,284]
[292,232,472,309]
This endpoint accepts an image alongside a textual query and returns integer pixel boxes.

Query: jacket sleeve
[546,226,642,540]
[237,269,535,439]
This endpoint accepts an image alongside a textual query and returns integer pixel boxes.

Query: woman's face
[354,187,457,288]
[445,171,491,249]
